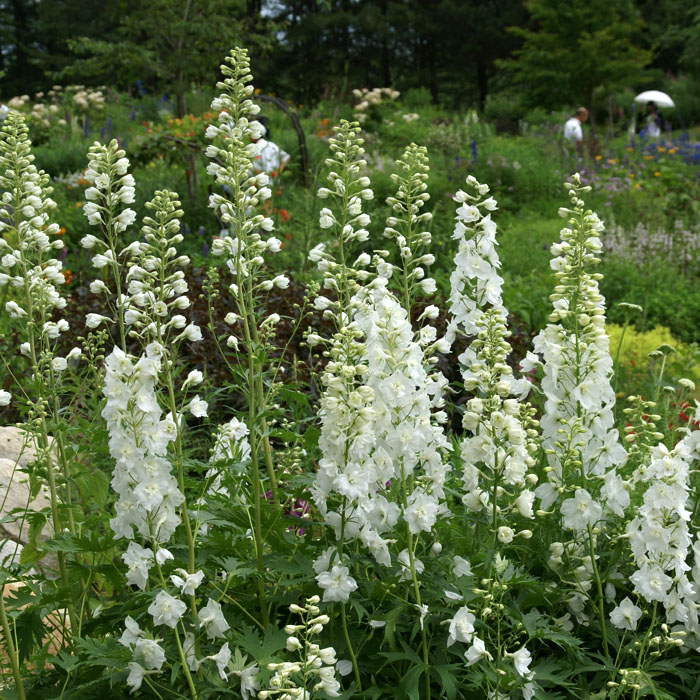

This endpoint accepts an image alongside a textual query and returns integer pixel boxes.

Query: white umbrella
[634,90,675,108]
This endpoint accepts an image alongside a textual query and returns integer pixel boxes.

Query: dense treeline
[1,0,700,113]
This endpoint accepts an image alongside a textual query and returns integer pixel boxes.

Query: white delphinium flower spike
[383,143,436,314]
[81,139,138,344]
[0,111,70,371]
[627,418,698,626]
[259,596,341,699]
[529,175,626,511]
[447,176,539,542]
[206,47,281,315]
[102,343,183,543]
[308,120,375,595]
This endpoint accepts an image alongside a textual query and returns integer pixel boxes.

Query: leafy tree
[64,0,252,117]
[499,0,651,111]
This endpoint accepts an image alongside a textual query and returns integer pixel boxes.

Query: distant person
[642,101,661,139]
[250,116,290,217]
[251,117,290,178]
[563,107,588,154]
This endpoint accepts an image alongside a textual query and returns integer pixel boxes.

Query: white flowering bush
[2,47,700,700]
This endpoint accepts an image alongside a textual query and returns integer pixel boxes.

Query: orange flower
[56,227,66,235]
[66,184,72,190]
[654,171,661,177]
[279,209,290,223]
[594,155,602,161]
[63,269,73,284]
[75,202,82,208]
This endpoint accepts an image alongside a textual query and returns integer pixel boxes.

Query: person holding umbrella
[633,90,674,139]
[642,101,661,138]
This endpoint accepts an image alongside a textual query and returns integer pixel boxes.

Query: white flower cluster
[526,175,626,512]
[200,416,252,512]
[102,344,183,544]
[119,602,231,692]
[352,86,400,123]
[383,143,440,315]
[0,112,69,374]
[81,139,136,333]
[353,278,449,539]
[626,432,697,627]
[206,48,285,316]
[81,139,136,248]
[259,596,340,699]
[122,190,202,346]
[446,175,501,341]
[447,177,538,532]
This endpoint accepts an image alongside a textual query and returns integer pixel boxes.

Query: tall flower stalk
[526,175,627,658]
[446,175,539,698]
[0,111,79,632]
[102,189,212,698]
[80,139,137,349]
[206,47,288,625]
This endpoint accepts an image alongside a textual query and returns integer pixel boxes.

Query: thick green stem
[340,603,362,690]
[400,463,430,700]
[587,524,609,661]
[0,592,27,700]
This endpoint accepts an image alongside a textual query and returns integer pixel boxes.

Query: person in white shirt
[563,107,588,154]
[250,117,290,216]
[251,119,290,177]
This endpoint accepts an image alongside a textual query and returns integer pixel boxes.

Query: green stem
[0,591,26,700]
[399,463,431,700]
[587,523,609,661]
[340,603,362,690]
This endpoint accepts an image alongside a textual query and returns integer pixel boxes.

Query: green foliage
[500,0,651,109]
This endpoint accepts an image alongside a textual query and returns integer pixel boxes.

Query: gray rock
[0,427,55,568]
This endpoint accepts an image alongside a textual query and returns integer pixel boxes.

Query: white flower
[118,616,143,648]
[126,662,145,691]
[465,636,492,666]
[397,549,425,581]
[188,395,208,417]
[51,357,67,373]
[122,542,154,590]
[319,208,335,229]
[316,564,358,602]
[240,663,260,699]
[198,597,230,639]
[405,491,439,534]
[86,313,110,328]
[207,642,231,681]
[171,569,205,596]
[135,638,167,670]
[452,555,472,578]
[336,659,353,676]
[447,606,475,646]
[630,565,673,603]
[183,370,203,388]
[514,490,535,518]
[509,646,533,678]
[560,489,602,531]
[148,590,187,628]
[609,597,642,631]
[0,390,10,407]
[497,526,515,544]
